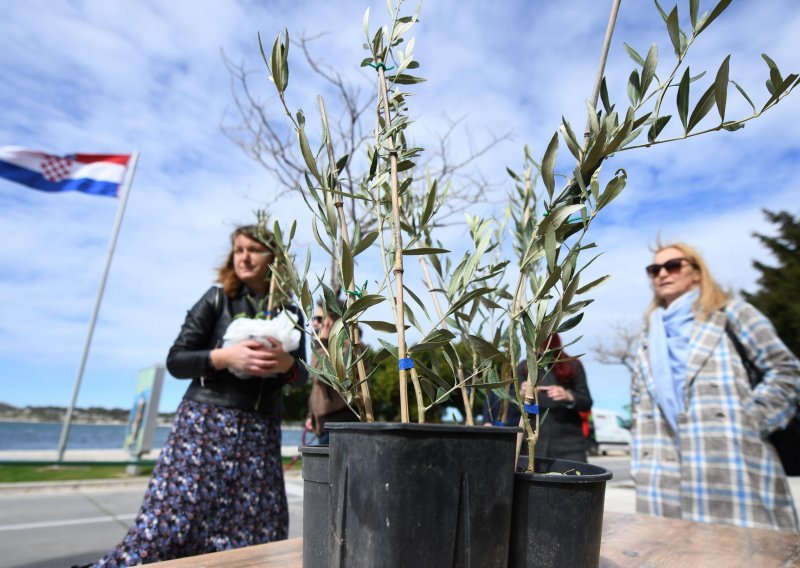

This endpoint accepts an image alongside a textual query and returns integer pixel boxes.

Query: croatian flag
[0,146,132,198]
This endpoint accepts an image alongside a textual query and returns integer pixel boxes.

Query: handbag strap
[724,321,764,389]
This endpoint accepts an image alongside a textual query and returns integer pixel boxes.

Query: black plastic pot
[508,456,612,568]
[300,444,330,568]
[327,422,518,568]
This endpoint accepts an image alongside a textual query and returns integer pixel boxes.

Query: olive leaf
[687,84,716,132]
[666,6,681,57]
[696,0,733,35]
[641,43,658,95]
[677,67,691,130]
[714,55,731,121]
[541,132,559,199]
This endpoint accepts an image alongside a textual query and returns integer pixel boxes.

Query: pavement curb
[0,477,152,495]
[0,468,304,496]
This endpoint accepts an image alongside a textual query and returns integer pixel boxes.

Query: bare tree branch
[222,34,510,234]
[592,320,640,377]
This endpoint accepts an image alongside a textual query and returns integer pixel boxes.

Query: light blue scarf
[647,287,699,432]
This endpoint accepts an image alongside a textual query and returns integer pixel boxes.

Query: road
[0,457,630,568]
[0,473,306,568]
[591,454,631,484]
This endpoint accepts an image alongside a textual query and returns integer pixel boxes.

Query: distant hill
[0,402,174,425]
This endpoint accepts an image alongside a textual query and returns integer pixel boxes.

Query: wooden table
[150,511,800,567]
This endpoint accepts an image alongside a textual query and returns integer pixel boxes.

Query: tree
[743,209,800,357]
[260,0,798,449]
[592,320,641,378]
[222,34,510,234]
[593,320,641,428]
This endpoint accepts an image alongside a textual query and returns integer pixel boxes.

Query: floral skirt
[93,399,288,567]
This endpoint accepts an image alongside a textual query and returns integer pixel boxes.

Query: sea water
[0,421,306,451]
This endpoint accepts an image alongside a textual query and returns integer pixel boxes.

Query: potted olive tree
[255,0,798,566]
[492,1,797,563]
[265,7,518,564]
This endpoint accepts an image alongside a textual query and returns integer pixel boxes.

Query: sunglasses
[645,257,693,277]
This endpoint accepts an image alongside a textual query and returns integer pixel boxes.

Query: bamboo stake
[266,267,278,319]
[418,256,474,425]
[375,59,425,423]
[511,164,541,471]
[584,0,623,143]
[319,96,375,422]
[517,0,622,471]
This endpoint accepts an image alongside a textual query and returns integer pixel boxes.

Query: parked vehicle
[589,409,631,455]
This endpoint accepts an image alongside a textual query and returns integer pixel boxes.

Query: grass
[0,457,302,483]
[0,464,155,483]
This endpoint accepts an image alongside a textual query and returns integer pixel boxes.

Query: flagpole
[56,151,140,463]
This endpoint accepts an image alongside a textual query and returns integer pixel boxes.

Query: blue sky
[0,1,798,419]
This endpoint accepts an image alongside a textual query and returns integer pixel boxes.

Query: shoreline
[0,418,173,427]
[0,419,305,427]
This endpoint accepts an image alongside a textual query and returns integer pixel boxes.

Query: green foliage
[0,464,155,482]
[282,380,312,421]
[258,0,798,432]
[492,0,798,467]
[609,0,797,150]
[367,343,485,421]
[742,209,800,357]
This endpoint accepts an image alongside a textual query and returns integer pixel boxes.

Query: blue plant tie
[368,61,395,72]
[523,403,539,415]
[260,310,273,318]
[398,357,414,370]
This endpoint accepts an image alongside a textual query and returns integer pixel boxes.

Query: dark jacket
[166,285,308,417]
[484,359,592,460]
[307,348,358,435]
[525,359,592,460]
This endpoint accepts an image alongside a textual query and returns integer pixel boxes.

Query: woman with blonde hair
[631,241,800,531]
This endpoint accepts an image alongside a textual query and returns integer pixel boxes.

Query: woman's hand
[211,339,293,377]
[538,384,575,403]
[261,337,296,374]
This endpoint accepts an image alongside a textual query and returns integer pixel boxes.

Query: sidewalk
[0,449,303,496]
[602,477,800,514]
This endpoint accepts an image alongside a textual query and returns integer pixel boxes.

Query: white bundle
[222,311,302,378]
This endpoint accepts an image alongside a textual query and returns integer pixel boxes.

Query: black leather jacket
[166,286,308,417]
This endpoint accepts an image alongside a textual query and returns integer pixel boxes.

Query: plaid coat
[631,299,800,532]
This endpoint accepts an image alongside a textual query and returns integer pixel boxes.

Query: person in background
[484,333,593,463]
[482,370,525,429]
[524,333,593,462]
[305,298,359,445]
[578,410,597,455]
[89,224,307,567]
[631,242,799,531]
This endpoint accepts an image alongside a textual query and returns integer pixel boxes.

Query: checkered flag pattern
[40,155,74,183]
